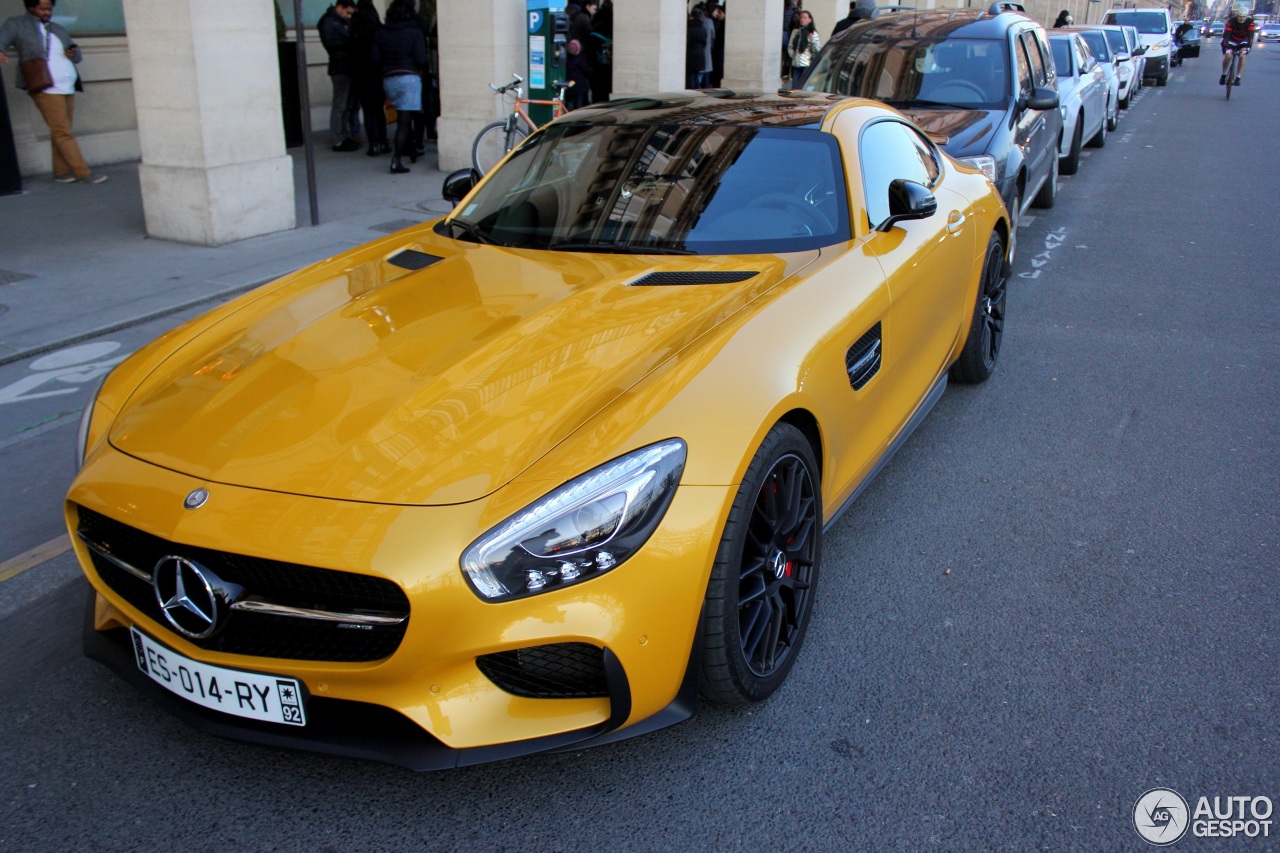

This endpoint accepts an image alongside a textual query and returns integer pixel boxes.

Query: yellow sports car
[68,91,1010,770]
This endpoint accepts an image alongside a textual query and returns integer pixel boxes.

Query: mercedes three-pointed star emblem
[152,556,222,639]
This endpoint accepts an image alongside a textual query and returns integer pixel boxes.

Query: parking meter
[526,0,569,126]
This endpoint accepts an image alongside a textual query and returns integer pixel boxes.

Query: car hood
[893,107,1004,159]
[109,232,806,506]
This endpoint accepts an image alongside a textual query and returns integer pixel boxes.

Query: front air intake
[477,643,608,698]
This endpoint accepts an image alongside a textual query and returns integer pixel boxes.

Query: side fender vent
[630,271,758,286]
[846,323,882,390]
[387,250,444,271]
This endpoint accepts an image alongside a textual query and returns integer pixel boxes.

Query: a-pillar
[723,0,785,90]
[436,0,525,172]
[121,0,294,245]
[611,0,686,95]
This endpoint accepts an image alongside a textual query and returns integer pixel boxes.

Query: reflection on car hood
[109,231,802,506]
[893,107,1002,158]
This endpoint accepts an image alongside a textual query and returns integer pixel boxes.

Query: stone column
[436,0,525,172]
[724,0,785,90]
[612,0,686,95]
[121,0,294,246]
[809,0,848,43]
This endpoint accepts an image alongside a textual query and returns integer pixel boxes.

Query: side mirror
[442,168,481,206]
[1134,45,1147,55]
[877,179,937,232]
[1116,51,1131,61]
[1025,85,1059,111]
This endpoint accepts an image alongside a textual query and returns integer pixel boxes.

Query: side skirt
[823,372,948,532]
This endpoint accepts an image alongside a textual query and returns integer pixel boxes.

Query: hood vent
[387,249,444,271]
[630,271,758,286]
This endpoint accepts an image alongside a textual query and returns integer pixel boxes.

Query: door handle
[946,211,966,234]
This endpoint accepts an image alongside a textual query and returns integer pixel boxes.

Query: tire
[950,231,1007,384]
[1060,119,1083,176]
[1032,147,1058,210]
[699,423,822,706]
[1120,91,1130,110]
[1089,108,1108,148]
[1106,98,1118,131]
[1157,70,1168,86]
[471,121,527,174]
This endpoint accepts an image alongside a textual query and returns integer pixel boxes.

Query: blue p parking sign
[529,10,542,32]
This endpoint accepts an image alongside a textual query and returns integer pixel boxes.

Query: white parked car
[1066,27,1120,130]
[1049,31,1108,175]
[1103,7,1173,86]
[1076,23,1143,108]
[1121,25,1147,95]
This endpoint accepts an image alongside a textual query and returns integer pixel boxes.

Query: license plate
[130,628,306,727]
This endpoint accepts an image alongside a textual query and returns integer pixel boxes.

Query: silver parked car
[1049,31,1109,175]
[1065,27,1120,130]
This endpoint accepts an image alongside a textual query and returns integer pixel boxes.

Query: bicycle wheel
[1225,54,1237,100]
[472,121,528,174]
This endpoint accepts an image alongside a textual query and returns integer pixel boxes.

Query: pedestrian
[686,6,714,89]
[372,0,427,174]
[782,0,800,79]
[564,39,591,110]
[832,0,874,37]
[319,0,360,151]
[350,0,389,157]
[0,0,107,183]
[787,10,821,88]
[709,2,726,88]
[588,0,613,103]
[1053,9,1074,27]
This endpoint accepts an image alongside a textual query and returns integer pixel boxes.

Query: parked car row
[800,2,1155,261]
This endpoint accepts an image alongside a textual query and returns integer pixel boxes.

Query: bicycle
[471,74,569,174]
[1223,41,1248,99]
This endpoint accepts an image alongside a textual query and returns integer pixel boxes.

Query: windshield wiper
[894,98,981,110]
[549,242,694,255]
[448,218,504,247]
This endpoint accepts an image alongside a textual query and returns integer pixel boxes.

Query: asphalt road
[1,54,1277,851]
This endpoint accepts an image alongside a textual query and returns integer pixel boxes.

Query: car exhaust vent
[846,322,882,390]
[477,643,608,698]
[630,271,758,286]
[387,249,443,271]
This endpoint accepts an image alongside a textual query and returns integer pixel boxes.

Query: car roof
[568,90,863,128]
[829,6,1041,43]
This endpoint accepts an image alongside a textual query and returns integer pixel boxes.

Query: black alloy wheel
[700,424,822,705]
[950,231,1006,384]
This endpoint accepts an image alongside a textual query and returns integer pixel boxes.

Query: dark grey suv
[802,1,1063,258]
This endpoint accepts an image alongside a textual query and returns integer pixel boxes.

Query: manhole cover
[0,269,35,286]
[417,199,454,214]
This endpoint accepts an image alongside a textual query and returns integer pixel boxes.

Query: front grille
[76,506,409,663]
[629,271,758,286]
[476,643,608,698]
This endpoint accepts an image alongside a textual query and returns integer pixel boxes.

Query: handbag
[20,58,53,93]
[384,98,397,126]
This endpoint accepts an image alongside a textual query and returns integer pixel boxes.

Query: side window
[1022,33,1048,87]
[860,121,939,230]
[1033,30,1056,82]
[1013,34,1034,97]
[1076,38,1094,71]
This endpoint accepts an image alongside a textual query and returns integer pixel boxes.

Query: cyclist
[1220,2,1256,86]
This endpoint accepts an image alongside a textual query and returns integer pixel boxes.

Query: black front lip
[83,583,703,771]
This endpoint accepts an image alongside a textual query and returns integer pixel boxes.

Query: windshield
[1102,28,1127,53]
[441,123,851,255]
[1105,11,1168,34]
[1078,30,1110,60]
[804,36,1009,110]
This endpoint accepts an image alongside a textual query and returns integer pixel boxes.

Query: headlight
[460,439,687,602]
[75,379,105,470]
[957,155,998,183]
[1156,39,1170,49]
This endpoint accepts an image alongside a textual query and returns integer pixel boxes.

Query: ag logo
[1134,788,1190,846]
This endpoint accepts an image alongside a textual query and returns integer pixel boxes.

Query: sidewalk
[0,142,453,365]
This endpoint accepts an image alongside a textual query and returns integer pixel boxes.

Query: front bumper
[1144,54,1169,78]
[70,445,731,768]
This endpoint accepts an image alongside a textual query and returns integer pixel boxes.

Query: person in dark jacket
[832,0,873,37]
[564,39,592,110]
[1053,9,1073,27]
[350,0,388,156]
[588,0,613,103]
[319,0,359,151]
[686,6,713,89]
[708,2,726,87]
[372,0,427,174]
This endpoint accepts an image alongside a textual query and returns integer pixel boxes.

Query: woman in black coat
[351,0,388,156]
